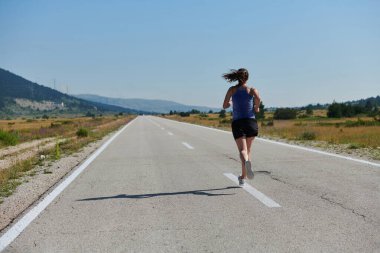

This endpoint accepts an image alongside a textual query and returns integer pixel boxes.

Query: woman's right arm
[251,88,261,113]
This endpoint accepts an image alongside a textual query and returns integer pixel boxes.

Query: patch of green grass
[298,131,317,140]
[0,158,37,199]
[0,129,19,146]
[76,128,89,138]
[348,143,363,149]
[0,180,22,199]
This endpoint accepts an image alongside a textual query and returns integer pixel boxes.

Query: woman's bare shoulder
[228,85,239,94]
[248,86,259,96]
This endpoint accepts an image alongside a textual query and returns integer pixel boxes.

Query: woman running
[222,68,261,186]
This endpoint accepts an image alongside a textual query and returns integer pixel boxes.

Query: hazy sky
[1,0,379,108]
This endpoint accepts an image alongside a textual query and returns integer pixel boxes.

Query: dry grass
[0,158,37,201]
[260,119,380,148]
[0,115,136,202]
[162,113,380,148]
[0,116,134,148]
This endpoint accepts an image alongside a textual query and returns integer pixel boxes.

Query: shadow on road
[76,186,240,201]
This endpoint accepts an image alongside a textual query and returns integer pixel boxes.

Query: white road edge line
[224,173,281,208]
[0,118,137,252]
[155,117,380,168]
[168,132,174,136]
[182,142,194,150]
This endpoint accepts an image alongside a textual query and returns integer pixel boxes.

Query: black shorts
[231,118,258,140]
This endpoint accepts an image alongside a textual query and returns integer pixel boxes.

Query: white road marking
[256,138,380,167]
[157,117,380,168]
[168,132,174,136]
[0,118,137,252]
[223,173,281,208]
[146,117,161,128]
[161,127,165,130]
[182,142,194,150]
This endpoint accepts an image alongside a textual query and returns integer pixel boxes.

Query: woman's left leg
[246,137,255,161]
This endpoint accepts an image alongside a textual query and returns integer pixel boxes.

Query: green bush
[344,118,380,127]
[179,112,190,117]
[299,131,316,140]
[306,106,313,115]
[76,128,89,138]
[348,143,363,149]
[219,109,226,118]
[256,102,265,119]
[0,130,19,146]
[274,108,297,120]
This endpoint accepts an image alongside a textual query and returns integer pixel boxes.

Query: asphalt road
[2,116,379,252]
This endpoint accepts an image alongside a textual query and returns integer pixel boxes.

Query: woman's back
[232,86,255,121]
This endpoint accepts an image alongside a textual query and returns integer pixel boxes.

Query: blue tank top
[232,86,255,121]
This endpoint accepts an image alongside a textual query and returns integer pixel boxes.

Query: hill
[0,68,144,118]
[75,94,220,114]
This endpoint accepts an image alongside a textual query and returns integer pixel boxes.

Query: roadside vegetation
[162,103,380,160]
[0,114,135,203]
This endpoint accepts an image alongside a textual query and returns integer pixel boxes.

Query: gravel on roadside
[0,131,115,232]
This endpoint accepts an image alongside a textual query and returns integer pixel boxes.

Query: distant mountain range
[0,68,145,118]
[2,67,376,118]
[75,94,220,114]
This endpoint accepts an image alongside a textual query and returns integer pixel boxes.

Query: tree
[219,109,226,118]
[365,100,374,112]
[306,105,313,116]
[256,102,265,119]
[327,102,342,118]
[190,109,200,114]
[179,112,190,117]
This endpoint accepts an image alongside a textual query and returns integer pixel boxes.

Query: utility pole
[53,79,56,90]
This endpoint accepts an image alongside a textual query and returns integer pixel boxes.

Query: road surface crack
[224,154,239,162]
[320,193,367,221]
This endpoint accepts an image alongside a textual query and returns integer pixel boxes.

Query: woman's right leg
[235,137,248,178]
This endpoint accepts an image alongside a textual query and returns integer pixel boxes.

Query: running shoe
[238,175,245,186]
[245,160,254,179]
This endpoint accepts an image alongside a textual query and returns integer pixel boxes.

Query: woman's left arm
[223,87,233,109]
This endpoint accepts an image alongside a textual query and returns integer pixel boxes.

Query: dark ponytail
[222,68,249,85]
